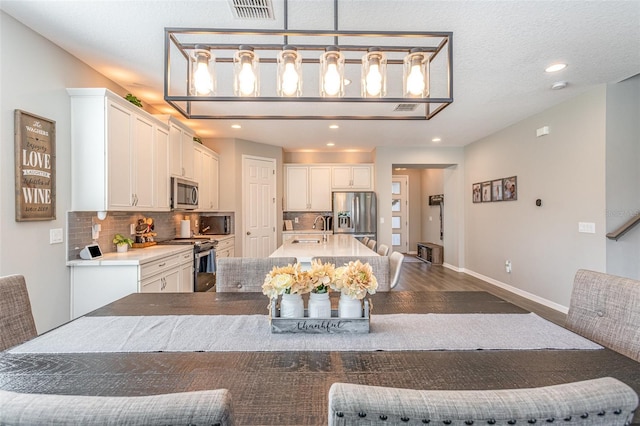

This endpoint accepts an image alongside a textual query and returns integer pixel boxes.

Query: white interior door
[391,175,409,253]
[243,155,276,257]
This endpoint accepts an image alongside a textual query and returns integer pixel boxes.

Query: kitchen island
[270,233,377,264]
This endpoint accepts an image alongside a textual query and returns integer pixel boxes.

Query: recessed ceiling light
[326,142,335,146]
[432,137,442,143]
[231,124,241,129]
[545,63,567,73]
[329,124,339,129]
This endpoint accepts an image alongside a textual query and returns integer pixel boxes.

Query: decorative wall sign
[14,110,56,221]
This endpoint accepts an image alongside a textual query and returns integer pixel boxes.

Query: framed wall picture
[14,110,56,221]
[503,176,517,201]
[472,183,481,203]
[492,179,503,201]
[481,182,492,202]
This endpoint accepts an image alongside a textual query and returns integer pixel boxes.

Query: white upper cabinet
[284,165,332,211]
[68,88,170,212]
[331,165,374,190]
[154,125,170,210]
[193,143,220,211]
[158,116,195,180]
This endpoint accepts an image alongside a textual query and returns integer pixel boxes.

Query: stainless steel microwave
[171,177,199,210]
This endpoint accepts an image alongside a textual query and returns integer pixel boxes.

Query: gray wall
[464,87,608,309]
[605,74,640,277]
[0,12,128,332]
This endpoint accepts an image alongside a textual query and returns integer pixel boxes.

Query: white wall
[464,87,608,309]
[605,74,640,278]
[0,12,127,332]
[421,169,445,244]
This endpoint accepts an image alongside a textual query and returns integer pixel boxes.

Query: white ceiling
[2,0,639,152]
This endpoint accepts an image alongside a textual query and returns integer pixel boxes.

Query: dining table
[1,291,639,425]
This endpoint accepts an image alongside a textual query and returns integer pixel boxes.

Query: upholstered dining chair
[376,244,389,256]
[566,269,640,362]
[366,239,376,251]
[0,388,234,425]
[361,236,370,246]
[328,377,639,426]
[216,257,297,292]
[313,256,390,291]
[0,275,37,351]
[389,251,404,289]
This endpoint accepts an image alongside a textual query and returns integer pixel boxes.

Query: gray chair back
[566,269,640,362]
[0,388,234,425]
[0,275,37,351]
[216,257,297,292]
[366,239,376,251]
[328,377,638,426]
[389,251,404,289]
[313,256,390,292]
[376,244,389,256]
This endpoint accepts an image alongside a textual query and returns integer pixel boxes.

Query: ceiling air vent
[229,0,274,20]
[394,103,418,112]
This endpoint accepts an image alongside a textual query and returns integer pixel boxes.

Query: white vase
[338,293,362,318]
[308,292,332,318]
[280,293,304,318]
[116,244,129,253]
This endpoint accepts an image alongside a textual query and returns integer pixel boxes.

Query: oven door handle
[195,249,212,259]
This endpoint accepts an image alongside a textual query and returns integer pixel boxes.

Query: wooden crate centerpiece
[270,298,370,334]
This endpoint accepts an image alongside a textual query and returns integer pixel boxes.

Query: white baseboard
[461,268,569,314]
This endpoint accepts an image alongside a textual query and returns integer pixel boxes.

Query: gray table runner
[10,313,601,354]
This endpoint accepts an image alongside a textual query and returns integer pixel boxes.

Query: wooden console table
[416,242,443,265]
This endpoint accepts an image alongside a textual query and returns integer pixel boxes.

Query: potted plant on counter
[113,234,134,253]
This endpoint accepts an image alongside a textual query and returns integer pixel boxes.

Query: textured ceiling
[2,0,639,152]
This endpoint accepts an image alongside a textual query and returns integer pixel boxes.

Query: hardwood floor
[393,256,567,326]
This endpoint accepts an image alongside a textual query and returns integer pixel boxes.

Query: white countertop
[67,245,193,267]
[270,234,378,263]
[282,230,325,235]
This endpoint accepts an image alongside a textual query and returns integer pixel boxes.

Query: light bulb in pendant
[281,62,299,96]
[407,64,425,96]
[238,62,256,96]
[193,61,213,95]
[324,63,341,96]
[365,64,383,96]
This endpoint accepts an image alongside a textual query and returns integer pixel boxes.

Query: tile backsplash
[67,211,220,260]
[282,211,332,231]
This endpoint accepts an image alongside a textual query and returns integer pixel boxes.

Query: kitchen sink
[291,238,321,244]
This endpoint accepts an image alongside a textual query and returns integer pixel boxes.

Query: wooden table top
[1,291,639,425]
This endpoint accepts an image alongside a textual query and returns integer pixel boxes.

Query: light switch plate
[50,228,63,244]
[578,222,596,233]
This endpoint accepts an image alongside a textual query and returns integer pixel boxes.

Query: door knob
[246,231,251,235]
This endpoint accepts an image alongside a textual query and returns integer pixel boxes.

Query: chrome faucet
[313,215,328,242]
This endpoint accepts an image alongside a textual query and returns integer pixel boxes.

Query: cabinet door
[181,132,195,179]
[179,260,193,292]
[107,102,133,209]
[163,268,180,292]
[309,166,332,211]
[193,146,206,210]
[200,149,212,210]
[169,124,183,176]
[154,125,170,210]
[351,165,372,189]
[331,166,352,189]
[210,153,219,211]
[132,116,154,209]
[141,274,163,293]
[285,166,310,211]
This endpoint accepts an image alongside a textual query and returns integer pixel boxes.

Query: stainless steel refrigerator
[332,191,377,240]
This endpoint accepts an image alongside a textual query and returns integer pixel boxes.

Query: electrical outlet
[130,223,136,235]
[294,217,299,223]
[505,260,512,273]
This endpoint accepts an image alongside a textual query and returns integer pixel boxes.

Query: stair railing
[606,213,640,241]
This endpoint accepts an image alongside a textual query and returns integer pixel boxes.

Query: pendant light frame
[165,27,453,120]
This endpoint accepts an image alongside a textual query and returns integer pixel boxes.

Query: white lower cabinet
[70,247,193,319]
[215,236,235,258]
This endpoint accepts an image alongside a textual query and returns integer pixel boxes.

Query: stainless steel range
[159,236,217,292]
